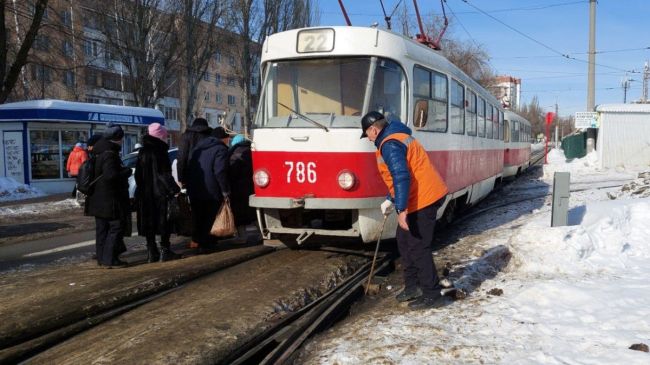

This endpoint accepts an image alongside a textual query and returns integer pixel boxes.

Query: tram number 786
[284,161,317,183]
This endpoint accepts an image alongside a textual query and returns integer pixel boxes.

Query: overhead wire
[459,0,640,74]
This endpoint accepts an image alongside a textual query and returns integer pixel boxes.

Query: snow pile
[607,171,650,200]
[0,198,80,220]
[300,160,650,364]
[0,177,45,202]
[543,149,601,179]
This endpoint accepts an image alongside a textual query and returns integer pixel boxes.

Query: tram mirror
[414,100,428,128]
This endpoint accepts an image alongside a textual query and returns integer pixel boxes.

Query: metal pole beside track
[365,215,388,295]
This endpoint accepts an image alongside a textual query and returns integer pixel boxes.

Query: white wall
[597,111,650,168]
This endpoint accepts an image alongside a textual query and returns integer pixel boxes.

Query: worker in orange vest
[361,111,449,310]
[66,142,89,197]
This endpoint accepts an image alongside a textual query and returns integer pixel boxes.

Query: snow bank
[542,149,601,179]
[301,157,650,364]
[0,177,45,202]
[0,198,80,220]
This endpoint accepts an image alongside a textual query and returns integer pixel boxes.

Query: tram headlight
[337,170,356,190]
[254,169,270,188]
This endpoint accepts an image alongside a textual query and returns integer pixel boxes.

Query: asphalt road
[0,227,146,272]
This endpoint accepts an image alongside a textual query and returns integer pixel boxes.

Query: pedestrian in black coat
[86,124,132,267]
[135,124,181,263]
[186,128,231,248]
[228,134,256,242]
[176,117,211,187]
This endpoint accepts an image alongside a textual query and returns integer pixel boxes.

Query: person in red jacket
[67,142,89,197]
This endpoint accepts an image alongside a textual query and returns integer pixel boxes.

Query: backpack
[76,155,102,195]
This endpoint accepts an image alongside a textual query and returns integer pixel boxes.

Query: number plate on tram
[297,29,335,53]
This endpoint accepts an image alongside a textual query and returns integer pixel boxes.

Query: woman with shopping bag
[186,127,231,250]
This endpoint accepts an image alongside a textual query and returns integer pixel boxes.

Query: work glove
[380,199,394,216]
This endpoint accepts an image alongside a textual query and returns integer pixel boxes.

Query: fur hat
[192,117,209,128]
[102,122,124,141]
[148,122,168,142]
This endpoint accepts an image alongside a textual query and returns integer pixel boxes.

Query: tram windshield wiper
[278,102,329,132]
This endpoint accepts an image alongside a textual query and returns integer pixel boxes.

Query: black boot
[160,243,180,262]
[146,244,160,263]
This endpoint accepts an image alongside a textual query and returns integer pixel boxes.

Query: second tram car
[503,110,532,178]
[250,26,528,246]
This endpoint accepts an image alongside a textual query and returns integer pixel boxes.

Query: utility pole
[643,61,649,103]
[555,102,561,140]
[622,77,632,103]
[586,0,597,152]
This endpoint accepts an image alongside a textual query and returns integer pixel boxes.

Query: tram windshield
[255,57,406,129]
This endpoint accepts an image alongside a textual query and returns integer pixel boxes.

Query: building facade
[4,0,258,143]
[492,75,521,110]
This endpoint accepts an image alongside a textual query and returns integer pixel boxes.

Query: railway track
[224,252,391,365]
[0,246,275,364]
[2,247,391,364]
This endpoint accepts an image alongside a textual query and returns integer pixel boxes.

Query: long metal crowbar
[364,214,389,295]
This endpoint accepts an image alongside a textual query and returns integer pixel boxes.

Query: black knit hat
[102,122,124,141]
[87,134,102,147]
[192,117,209,128]
[211,126,229,139]
[360,111,385,139]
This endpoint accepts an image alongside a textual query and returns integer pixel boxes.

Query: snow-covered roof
[0,99,164,125]
[596,103,650,113]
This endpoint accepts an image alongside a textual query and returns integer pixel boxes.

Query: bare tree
[518,96,545,137]
[0,0,49,103]
[232,0,319,134]
[98,0,182,107]
[175,0,229,131]
[395,5,495,89]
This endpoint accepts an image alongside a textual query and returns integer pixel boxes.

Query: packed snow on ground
[300,150,650,364]
[0,177,45,202]
[0,198,80,220]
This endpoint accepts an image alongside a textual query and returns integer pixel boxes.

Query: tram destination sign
[297,28,334,53]
[574,112,598,129]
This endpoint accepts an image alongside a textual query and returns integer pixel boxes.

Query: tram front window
[255,57,406,128]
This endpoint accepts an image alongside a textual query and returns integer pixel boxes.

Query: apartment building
[5,0,258,143]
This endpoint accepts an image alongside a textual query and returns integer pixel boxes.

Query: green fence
[561,132,587,159]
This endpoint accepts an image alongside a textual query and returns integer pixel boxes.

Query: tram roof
[261,26,500,107]
[0,99,164,125]
[504,110,532,126]
[596,103,650,113]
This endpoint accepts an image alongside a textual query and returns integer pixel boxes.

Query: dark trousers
[191,200,220,246]
[143,200,171,248]
[95,217,124,265]
[396,201,442,298]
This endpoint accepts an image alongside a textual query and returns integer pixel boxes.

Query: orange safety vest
[376,133,448,213]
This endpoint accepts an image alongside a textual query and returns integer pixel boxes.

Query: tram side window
[492,106,499,139]
[466,90,477,136]
[450,79,465,134]
[477,98,485,137]
[499,111,504,140]
[492,107,496,139]
[486,104,493,139]
[513,121,520,142]
[503,120,510,142]
[412,66,447,132]
[412,67,430,129]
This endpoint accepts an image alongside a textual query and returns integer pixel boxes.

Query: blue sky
[317,0,650,118]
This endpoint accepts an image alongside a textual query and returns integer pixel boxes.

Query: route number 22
[285,161,317,183]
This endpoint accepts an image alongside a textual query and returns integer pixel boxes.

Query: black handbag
[171,193,192,236]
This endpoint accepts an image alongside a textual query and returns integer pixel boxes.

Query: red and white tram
[503,110,532,178]
[250,26,517,246]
